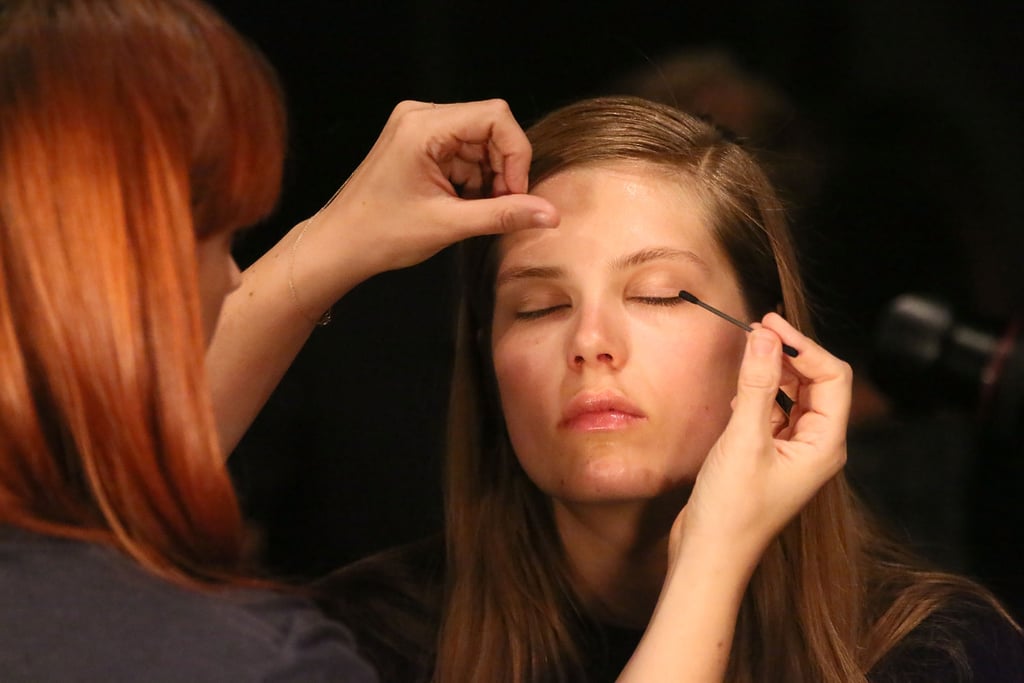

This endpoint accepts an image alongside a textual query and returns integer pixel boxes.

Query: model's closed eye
[515,303,572,320]
[497,281,572,322]
[622,265,703,306]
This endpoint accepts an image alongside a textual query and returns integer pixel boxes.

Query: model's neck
[553,493,688,628]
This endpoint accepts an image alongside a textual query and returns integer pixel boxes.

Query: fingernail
[751,332,775,357]
[532,211,556,228]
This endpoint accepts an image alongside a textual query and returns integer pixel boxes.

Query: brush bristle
[677,290,699,304]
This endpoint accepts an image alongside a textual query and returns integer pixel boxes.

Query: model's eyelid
[625,268,700,297]
[500,281,573,312]
[515,303,571,320]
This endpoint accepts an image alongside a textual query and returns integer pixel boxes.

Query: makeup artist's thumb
[731,329,783,431]
[451,194,559,237]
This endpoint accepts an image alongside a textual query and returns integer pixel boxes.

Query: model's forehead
[501,161,719,267]
[532,158,692,193]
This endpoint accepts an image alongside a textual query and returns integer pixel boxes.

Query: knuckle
[388,100,427,132]
[496,205,520,233]
[741,372,776,392]
[484,98,511,114]
[389,98,417,122]
[828,448,849,475]
[390,110,420,138]
[835,360,854,384]
[392,100,418,116]
[741,361,778,390]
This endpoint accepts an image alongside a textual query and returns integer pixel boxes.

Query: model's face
[195,229,241,345]
[492,162,750,505]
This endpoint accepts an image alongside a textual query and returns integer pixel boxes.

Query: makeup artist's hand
[291,99,558,301]
[209,99,557,453]
[619,319,849,683]
[670,313,851,570]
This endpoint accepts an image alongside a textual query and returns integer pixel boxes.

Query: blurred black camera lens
[873,293,1024,448]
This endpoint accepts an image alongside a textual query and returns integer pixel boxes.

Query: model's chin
[540,449,701,503]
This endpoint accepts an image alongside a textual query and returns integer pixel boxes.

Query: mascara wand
[678,290,799,358]
[678,289,796,414]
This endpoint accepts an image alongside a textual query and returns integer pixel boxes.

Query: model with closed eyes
[317,96,1023,683]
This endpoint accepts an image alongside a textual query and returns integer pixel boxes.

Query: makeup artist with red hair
[0,0,553,680]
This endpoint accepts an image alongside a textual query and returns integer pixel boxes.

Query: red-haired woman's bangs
[0,0,288,585]
[186,22,287,238]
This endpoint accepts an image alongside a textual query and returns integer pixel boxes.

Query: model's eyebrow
[612,247,712,274]
[495,265,565,289]
[496,248,709,289]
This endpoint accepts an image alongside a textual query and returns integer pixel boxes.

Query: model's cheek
[494,337,565,472]
[496,374,548,428]
[493,326,560,387]
[494,336,550,418]
[641,334,742,431]
[712,337,747,398]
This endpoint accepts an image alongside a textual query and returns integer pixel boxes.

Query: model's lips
[559,392,646,431]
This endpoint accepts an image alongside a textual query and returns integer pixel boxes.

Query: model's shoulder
[319,535,445,594]
[314,536,444,683]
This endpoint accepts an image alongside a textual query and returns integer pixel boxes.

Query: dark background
[212,0,1024,616]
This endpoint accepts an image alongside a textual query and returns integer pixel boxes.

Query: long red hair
[0,0,286,585]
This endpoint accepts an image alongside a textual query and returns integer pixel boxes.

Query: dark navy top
[0,528,378,683]
[318,536,1024,683]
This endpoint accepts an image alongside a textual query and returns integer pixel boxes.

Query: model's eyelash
[632,296,685,306]
[514,304,570,320]
[516,297,681,318]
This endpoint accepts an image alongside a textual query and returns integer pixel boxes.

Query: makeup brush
[678,290,799,358]
[678,289,796,415]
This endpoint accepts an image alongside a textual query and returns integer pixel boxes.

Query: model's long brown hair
[437,97,1016,682]
[0,0,286,586]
